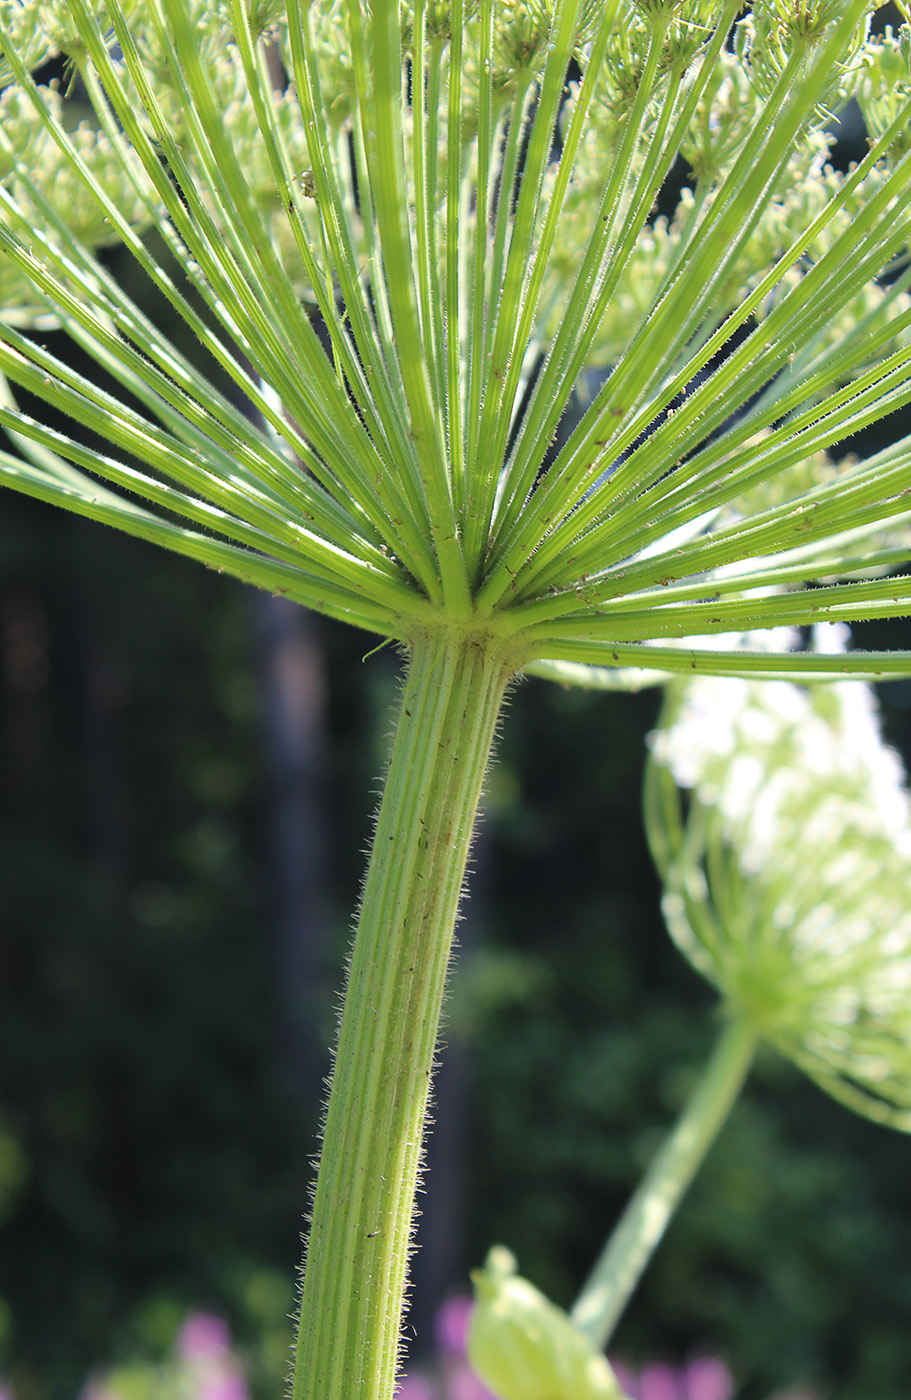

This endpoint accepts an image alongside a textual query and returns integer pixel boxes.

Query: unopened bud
[467,1246,625,1400]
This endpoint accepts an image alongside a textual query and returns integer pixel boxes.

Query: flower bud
[854,25,911,167]
[737,0,873,120]
[467,1246,625,1400]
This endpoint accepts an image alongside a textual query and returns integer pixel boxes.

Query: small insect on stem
[287,169,318,216]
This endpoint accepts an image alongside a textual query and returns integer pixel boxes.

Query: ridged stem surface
[291,626,515,1400]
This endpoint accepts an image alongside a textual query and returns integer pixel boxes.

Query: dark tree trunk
[253,592,329,1107]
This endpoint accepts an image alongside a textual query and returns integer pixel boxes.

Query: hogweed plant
[2,0,911,1394]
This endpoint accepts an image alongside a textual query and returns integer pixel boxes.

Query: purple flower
[683,1357,734,1400]
[640,1361,683,1400]
[444,1358,498,1400]
[435,1297,474,1356]
[610,1354,736,1400]
[175,1311,250,1400]
[198,1374,249,1400]
[177,1312,234,1363]
[426,1297,504,1400]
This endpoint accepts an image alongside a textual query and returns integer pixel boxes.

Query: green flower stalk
[569,1014,757,1351]
[3,1,911,1395]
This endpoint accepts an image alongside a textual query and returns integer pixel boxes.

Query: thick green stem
[570,1013,757,1350]
[291,627,515,1400]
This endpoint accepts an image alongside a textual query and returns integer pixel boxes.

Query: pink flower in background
[74,1312,251,1400]
[429,1295,736,1400]
[613,1355,734,1400]
[436,1297,474,1356]
[397,1297,496,1400]
[444,1364,497,1400]
[436,1296,498,1400]
[176,1311,249,1400]
[178,1312,235,1362]
[640,1361,684,1400]
[67,1298,818,1400]
[683,1357,735,1400]
[197,1369,248,1400]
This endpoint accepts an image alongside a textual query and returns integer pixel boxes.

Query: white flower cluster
[648,626,911,1129]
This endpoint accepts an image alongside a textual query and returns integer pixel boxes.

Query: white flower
[647,628,911,1129]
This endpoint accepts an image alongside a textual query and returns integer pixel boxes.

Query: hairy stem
[291,626,515,1400]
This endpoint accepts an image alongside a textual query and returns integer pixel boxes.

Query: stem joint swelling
[292,627,516,1400]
